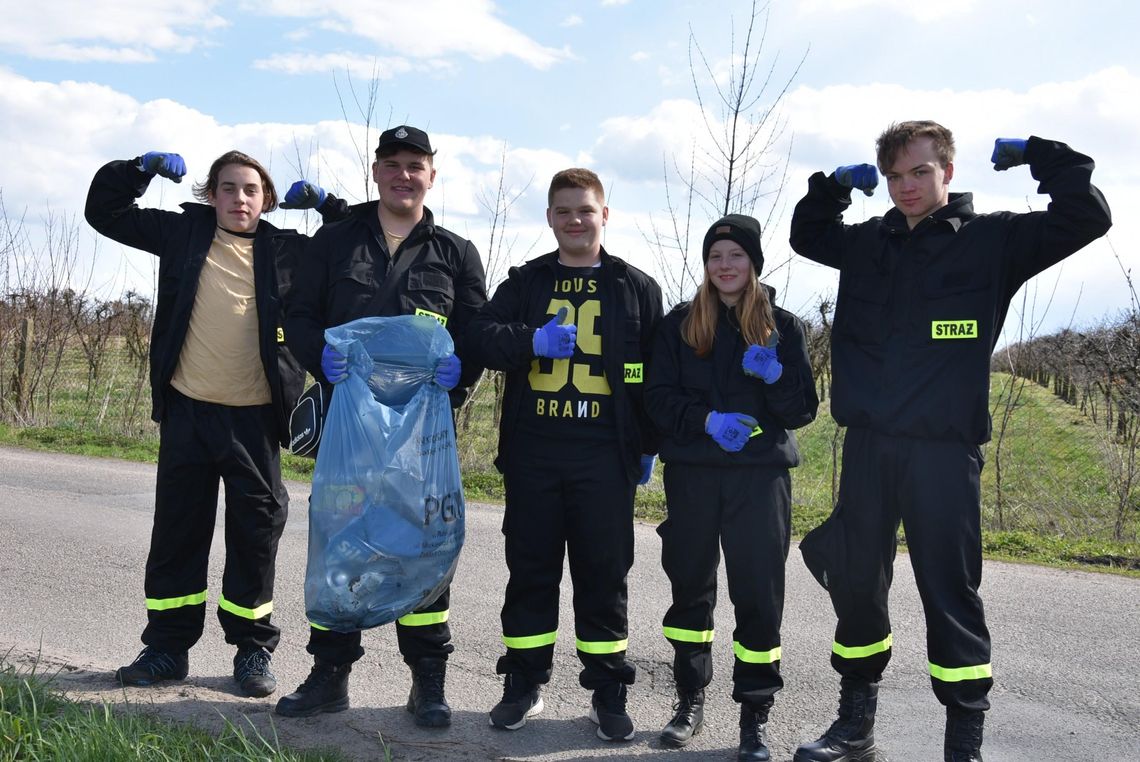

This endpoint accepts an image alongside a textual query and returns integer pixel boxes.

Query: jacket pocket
[405,267,455,321]
[918,270,991,346]
[835,273,889,345]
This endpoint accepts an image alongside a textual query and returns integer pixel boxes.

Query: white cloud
[601,0,633,6]
[561,15,584,28]
[252,53,422,79]
[631,51,650,62]
[247,0,572,70]
[796,0,978,22]
[0,0,225,62]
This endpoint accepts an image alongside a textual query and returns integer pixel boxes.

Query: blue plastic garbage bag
[305,315,465,632]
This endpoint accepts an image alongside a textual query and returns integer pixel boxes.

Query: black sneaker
[590,683,634,742]
[114,646,189,686]
[275,660,352,718]
[489,673,544,730]
[234,647,277,698]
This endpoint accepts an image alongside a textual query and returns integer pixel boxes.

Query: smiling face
[373,149,436,219]
[706,239,753,305]
[208,164,266,233]
[884,136,954,229]
[547,186,608,264]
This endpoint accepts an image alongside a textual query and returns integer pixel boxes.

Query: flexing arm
[1001,136,1112,283]
[789,169,867,270]
[84,156,184,254]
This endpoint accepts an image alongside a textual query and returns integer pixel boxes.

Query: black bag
[285,244,428,458]
[288,381,329,458]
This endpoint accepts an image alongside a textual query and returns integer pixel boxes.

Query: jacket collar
[881,192,975,235]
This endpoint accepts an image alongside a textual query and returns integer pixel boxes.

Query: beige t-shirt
[170,228,271,406]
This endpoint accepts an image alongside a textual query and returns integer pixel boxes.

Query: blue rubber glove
[705,411,759,453]
[532,306,577,359]
[280,180,328,210]
[991,138,1028,171]
[434,353,461,390]
[743,345,783,383]
[638,454,656,485]
[834,163,878,196]
[139,152,186,183]
[321,344,348,384]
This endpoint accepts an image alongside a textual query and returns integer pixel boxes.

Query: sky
[1,0,1137,343]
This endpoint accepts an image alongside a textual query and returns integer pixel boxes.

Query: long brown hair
[681,265,775,358]
[191,150,278,212]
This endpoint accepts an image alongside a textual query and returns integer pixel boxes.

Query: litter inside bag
[304,315,465,631]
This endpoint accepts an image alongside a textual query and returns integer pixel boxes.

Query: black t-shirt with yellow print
[517,263,617,441]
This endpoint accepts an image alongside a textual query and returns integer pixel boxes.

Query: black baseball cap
[376,125,435,156]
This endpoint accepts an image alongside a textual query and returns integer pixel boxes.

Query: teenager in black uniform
[789,121,1111,762]
[646,215,818,760]
[465,168,663,742]
[85,150,307,698]
[275,125,487,728]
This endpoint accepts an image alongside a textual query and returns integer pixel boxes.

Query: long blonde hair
[681,268,775,358]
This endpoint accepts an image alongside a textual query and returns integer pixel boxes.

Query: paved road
[1,446,1137,761]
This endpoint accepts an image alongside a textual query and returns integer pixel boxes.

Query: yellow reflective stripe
[218,595,273,621]
[276,326,285,343]
[576,637,628,655]
[749,424,763,438]
[733,641,782,664]
[832,633,893,660]
[310,621,330,631]
[623,363,644,383]
[398,609,450,627]
[663,626,714,644]
[929,662,993,682]
[146,590,208,612]
[503,631,558,650]
[414,308,448,327]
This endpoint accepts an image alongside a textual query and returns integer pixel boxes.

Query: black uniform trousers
[306,586,454,666]
[659,463,791,706]
[497,438,637,690]
[827,427,992,712]
[143,387,287,652]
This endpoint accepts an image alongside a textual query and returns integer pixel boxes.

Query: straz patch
[931,320,978,340]
[623,362,644,383]
[276,327,286,344]
[415,308,448,327]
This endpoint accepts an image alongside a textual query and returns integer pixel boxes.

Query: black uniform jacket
[464,249,664,484]
[790,136,1112,444]
[84,158,307,445]
[645,289,818,468]
[285,201,488,407]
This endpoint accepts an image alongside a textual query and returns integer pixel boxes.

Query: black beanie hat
[702,214,764,276]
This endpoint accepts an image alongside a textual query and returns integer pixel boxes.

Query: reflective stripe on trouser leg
[829,428,899,684]
[397,586,454,664]
[143,389,220,652]
[565,443,636,689]
[216,398,288,652]
[660,463,721,691]
[902,437,993,712]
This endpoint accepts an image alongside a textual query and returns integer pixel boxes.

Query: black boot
[660,687,705,747]
[738,702,771,762]
[406,657,451,728]
[944,707,984,762]
[793,679,879,762]
[274,659,351,718]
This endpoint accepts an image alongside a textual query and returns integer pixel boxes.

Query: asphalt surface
[1,445,1137,761]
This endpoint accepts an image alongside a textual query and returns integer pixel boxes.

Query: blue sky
[2,0,1136,341]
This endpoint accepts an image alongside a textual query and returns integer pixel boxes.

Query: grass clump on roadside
[0,659,351,762]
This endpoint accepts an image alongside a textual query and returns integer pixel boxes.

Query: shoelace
[135,647,180,676]
[236,650,271,680]
[502,676,534,703]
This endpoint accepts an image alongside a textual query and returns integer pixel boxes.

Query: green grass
[0,659,353,762]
